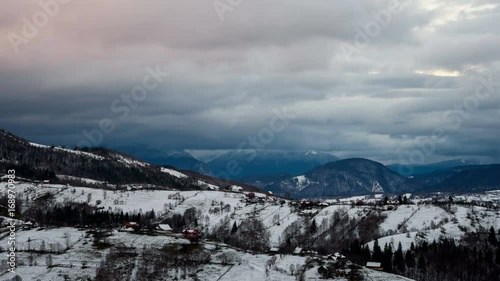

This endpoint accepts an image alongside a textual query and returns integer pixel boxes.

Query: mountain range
[0,129,258,193]
[117,145,213,175]
[2,129,500,198]
[265,158,418,198]
[126,148,339,181]
[206,150,339,179]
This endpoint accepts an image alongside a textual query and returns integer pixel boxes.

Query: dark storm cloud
[0,0,499,163]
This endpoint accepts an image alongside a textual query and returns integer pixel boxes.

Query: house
[182,228,201,241]
[292,247,317,256]
[335,252,347,260]
[300,200,313,210]
[247,197,259,204]
[387,199,401,205]
[293,247,303,255]
[230,185,243,192]
[124,222,141,231]
[366,262,383,271]
[246,192,256,199]
[156,224,173,232]
[268,247,279,254]
[327,252,347,261]
[22,221,35,230]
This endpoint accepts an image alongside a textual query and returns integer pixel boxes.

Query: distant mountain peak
[208,149,339,179]
[266,157,415,198]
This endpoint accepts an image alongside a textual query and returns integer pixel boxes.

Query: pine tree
[417,256,426,271]
[393,242,405,273]
[405,250,415,268]
[485,248,494,263]
[362,245,371,263]
[231,222,238,234]
[310,219,317,234]
[496,246,500,265]
[382,243,393,272]
[488,227,497,246]
[373,240,382,262]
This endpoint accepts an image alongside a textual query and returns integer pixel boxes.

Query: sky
[1,0,499,164]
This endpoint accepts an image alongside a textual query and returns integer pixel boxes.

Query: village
[3,178,500,280]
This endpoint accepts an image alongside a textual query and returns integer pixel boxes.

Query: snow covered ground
[29,142,106,161]
[0,226,413,281]
[3,179,500,280]
[160,167,188,178]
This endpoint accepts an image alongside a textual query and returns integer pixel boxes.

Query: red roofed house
[124,222,141,231]
[182,228,201,242]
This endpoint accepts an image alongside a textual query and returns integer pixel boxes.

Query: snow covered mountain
[116,146,214,176]
[0,129,256,193]
[266,158,417,198]
[208,150,339,180]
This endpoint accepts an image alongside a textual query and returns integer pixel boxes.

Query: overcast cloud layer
[1,0,499,164]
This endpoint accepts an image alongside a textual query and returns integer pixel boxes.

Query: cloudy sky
[1,0,499,164]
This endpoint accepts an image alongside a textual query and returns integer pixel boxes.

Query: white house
[230,185,243,192]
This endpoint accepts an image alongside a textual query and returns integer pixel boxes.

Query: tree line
[344,227,500,281]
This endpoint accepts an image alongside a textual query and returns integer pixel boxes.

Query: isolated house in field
[366,262,383,271]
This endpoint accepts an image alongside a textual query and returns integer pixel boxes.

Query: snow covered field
[3,180,500,280]
[0,226,413,281]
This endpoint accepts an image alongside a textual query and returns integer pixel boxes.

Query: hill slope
[118,146,213,175]
[266,158,417,198]
[0,129,255,192]
[426,164,500,192]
